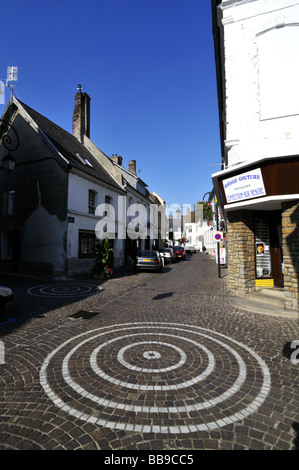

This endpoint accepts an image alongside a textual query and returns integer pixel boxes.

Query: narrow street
[0,252,298,451]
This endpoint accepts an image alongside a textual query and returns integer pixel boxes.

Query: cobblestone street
[0,253,298,451]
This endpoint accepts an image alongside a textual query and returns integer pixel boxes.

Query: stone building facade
[282,202,299,311]
[226,210,255,297]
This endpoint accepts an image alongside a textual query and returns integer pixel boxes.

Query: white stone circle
[143,350,161,360]
[27,283,102,298]
[39,322,271,434]
[117,340,186,372]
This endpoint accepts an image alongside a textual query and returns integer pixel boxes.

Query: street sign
[214,231,223,242]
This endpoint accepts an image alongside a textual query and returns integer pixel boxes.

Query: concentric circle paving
[39,322,271,434]
[28,283,102,298]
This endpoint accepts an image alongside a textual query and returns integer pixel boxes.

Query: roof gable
[15,99,124,192]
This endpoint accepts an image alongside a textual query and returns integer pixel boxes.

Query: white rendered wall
[219,0,299,166]
[66,174,154,267]
[67,173,125,266]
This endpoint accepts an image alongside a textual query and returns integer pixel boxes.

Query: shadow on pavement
[153,292,173,300]
[282,341,299,361]
[0,273,106,337]
[292,422,299,450]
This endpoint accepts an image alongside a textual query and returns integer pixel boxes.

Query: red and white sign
[214,231,223,242]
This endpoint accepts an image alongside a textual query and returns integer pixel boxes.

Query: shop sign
[223,168,266,203]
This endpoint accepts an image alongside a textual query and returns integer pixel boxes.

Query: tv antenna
[6,66,18,99]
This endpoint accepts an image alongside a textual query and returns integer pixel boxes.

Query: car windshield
[160,249,170,253]
[138,251,157,257]
[174,246,184,251]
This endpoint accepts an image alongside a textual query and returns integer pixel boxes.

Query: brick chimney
[128,160,136,175]
[72,84,90,142]
[110,154,123,166]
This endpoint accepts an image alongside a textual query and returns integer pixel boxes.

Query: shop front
[212,156,299,311]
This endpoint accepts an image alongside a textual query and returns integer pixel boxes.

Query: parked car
[159,247,175,263]
[170,247,177,262]
[134,250,163,272]
[185,245,197,254]
[0,286,14,311]
[172,245,186,260]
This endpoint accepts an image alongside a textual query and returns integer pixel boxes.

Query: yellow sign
[255,279,274,287]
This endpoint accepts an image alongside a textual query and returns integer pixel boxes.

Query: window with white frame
[88,190,97,214]
[105,195,112,218]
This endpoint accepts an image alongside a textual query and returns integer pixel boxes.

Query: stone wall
[282,201,299,311]
[226,210,255,296]
[67,258,94,277]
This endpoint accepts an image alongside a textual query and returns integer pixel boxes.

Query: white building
[0,87,160,276]
[211,0,299,311]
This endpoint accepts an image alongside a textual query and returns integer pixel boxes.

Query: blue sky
[1,0,221,210]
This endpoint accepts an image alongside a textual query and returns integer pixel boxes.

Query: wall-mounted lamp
[0,119,19,173]
[2,153,16,173]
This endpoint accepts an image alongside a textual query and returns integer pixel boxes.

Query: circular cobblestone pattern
[27,283,102,298]
[40,322,271,434]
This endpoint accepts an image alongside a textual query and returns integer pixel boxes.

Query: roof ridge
[14,99,124,192]
[18,99,77,142]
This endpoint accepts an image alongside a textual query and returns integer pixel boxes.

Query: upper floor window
[258,25,299,119]
[105,195,112,218]
[2,190,15,216]
[88,190,97,214]
[8,191,15,216]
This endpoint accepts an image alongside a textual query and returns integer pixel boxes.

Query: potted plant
[197,201,214,222]
[93,238,113,279]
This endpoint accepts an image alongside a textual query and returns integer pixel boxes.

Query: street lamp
[202,191,221,278]
[2,153,16,173]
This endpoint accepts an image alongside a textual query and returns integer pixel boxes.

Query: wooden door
[269,212,284,288]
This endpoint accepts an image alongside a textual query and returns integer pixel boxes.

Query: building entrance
[254,211,283,288]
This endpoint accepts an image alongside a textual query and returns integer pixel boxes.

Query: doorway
[254,211,283,288]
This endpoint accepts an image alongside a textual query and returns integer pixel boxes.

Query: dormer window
[76,153,93,167]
